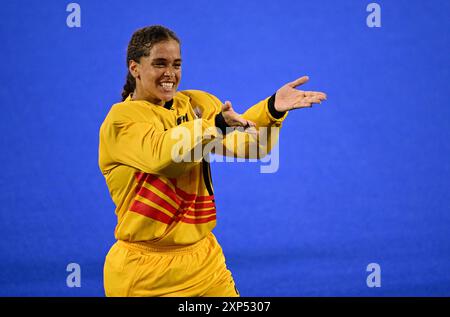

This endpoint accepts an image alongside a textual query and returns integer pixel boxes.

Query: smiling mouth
[160,82,175,92]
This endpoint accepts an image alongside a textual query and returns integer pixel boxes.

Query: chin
[160,91,176,102]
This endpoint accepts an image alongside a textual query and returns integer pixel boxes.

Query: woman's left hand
[274,76,327,112]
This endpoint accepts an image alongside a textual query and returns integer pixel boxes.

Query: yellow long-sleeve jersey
[98,90,287,246]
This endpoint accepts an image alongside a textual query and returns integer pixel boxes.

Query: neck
[131,90,165,106]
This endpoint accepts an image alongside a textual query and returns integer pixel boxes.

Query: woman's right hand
[221,101,256,131]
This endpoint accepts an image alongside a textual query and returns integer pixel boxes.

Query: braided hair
[122,25,180,101]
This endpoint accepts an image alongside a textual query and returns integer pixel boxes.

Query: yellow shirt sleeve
[99,104,218,178]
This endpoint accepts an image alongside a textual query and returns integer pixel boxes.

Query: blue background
[0,0,449,296]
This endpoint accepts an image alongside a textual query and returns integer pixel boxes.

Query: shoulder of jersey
[106,98,154,121]
[177,90,222,111]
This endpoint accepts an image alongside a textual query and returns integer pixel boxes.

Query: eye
[173,64,182,69]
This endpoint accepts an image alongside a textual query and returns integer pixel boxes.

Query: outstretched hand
[274,76,327,112]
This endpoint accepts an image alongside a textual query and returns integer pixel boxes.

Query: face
[130,39,181,104]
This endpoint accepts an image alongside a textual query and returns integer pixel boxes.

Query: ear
[129,60,140,79]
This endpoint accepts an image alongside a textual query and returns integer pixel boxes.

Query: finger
[288,75,309,88]
[231,116,250,127]
[242,119,256,128]
[303,96,325,104]
[296,90,323,97]
[304,91,327,99]
[245,120,256,128]
[294,91,324,103]
[222,100,232,111]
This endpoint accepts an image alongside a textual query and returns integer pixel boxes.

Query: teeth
[161,82,174,89]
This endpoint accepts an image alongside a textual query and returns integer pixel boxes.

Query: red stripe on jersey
[185,209,216,217]
[181,215,217,224]
[193,202,216,209]
[168,177,177,187]
[135,172,146,183]
[130,200,173,225]
[137,186,178,215]
[175,189,214,206]
[144,175,181,205]
[175,187,197,202]
[193,195,215,202]
[135,172,215,211]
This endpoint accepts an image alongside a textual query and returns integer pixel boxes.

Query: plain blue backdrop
[0,0,449,296]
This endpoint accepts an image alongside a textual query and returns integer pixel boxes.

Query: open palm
[274,76,327,112]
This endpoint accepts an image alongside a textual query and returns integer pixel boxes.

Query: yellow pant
[104,232,239,297]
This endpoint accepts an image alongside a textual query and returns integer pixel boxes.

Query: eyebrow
[152,58,182,63]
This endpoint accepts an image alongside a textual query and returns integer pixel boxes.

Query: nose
[164,69,175,77]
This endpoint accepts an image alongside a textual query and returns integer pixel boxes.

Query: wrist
[215,112,231,135]
[268,93,286,119]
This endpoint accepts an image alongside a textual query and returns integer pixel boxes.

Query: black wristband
[215,113,230,135]
[268,93,286,119]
